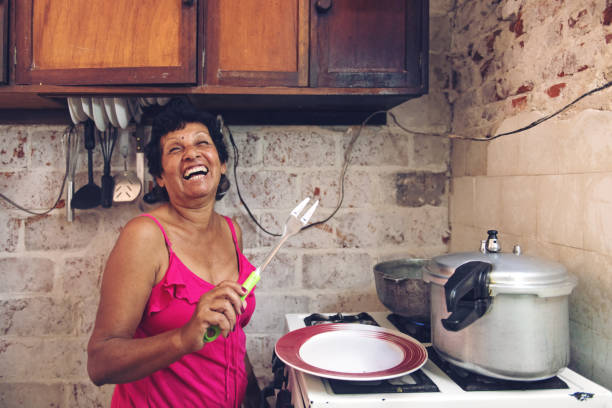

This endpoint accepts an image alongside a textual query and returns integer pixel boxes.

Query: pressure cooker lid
[424,230,577,297]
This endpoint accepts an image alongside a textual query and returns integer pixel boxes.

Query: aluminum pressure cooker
[423,230,577,381]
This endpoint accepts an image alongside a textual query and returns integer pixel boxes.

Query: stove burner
[426,347,569,391]
[387,313,431,343]
[328,369,439,394]
[303,312,378,327]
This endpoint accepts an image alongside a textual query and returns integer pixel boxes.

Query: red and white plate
[275,323,427,381]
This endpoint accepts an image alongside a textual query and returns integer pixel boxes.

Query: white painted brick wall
[0,117,450,405]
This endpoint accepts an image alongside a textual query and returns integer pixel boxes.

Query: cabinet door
[310,0,428,90]
[205,0,309,87]
[15,0,197,85]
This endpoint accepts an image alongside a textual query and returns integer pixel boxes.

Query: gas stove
[281,312,612,408]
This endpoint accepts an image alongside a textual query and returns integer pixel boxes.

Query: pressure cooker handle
[441,261,492,331]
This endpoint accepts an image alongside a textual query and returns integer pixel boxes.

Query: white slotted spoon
[113,129,142,203]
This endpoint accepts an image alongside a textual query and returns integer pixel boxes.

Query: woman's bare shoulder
[121,215,164,242]
[104,215,168,285]
[110,215,168,261]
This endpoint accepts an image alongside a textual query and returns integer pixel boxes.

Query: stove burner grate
[426,347,569,391]
[387,313,431,343]
[328,369,439,394]
[303,312,379,327]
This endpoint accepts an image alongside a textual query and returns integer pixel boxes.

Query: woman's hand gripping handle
[202,268,260,343]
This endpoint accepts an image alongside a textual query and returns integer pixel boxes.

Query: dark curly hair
[145,98,230,201]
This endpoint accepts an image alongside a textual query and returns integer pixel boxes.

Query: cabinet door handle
[315,0,332,13]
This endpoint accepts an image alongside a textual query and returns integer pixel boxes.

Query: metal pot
[422,230,577,381]
[373,259,430,317]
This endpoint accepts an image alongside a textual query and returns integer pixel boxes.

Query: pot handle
[441,261,492,331]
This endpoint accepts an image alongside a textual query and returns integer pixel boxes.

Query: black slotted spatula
[71,120,101,209]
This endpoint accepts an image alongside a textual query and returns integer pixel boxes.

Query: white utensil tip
[300,200,319,224]
[291,197,310,217]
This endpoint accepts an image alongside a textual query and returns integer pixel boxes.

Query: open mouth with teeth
[183,165,209,180]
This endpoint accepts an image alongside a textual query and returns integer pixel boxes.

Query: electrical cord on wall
[224,78,612,236]
[388,79,612,142]
[0,125,73,215]
[223,111,378,236]
[2,79,610,218]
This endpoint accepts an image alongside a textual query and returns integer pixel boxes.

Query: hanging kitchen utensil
[113,129,142,203]
[99,127,117,208]
[135,124,146,191]
[71,120,101,210]
[65,124,80,221]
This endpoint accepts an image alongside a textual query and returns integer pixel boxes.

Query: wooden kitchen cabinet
[310,0,428,89]
[3,0,429,116]
[204,0,309,87]
[205,0,428,91]
[15,0,197,85]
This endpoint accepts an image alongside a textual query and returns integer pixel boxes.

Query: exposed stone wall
[449,0,612,389]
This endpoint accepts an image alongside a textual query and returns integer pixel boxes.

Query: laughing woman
[87,99,259,407]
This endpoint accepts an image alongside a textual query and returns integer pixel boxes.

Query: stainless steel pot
[373,259,430,317]
[423,230,577,381]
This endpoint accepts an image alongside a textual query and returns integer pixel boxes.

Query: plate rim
[67,97,79,124]
[275,323,428,381]
[92,97,108,131]
[114,97,130,129]
[103,97,119,128]
[81,97,93,120]
[69,97,87,122]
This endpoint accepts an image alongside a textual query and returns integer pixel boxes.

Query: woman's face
[156,122,226,204]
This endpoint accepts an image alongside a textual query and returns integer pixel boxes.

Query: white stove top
[283,312,612,408]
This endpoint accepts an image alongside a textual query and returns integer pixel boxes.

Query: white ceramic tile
[536,174,584,248]
[592,335,612,391]
[487,132,520,176]
[500,176,537,236]
[559,246,594,330]
[582,252,612,340]
[583,173,612,255]
[517,119,561,175]
[465,140,488,176]
[568,320,594,379]
[488,111,546,176]
[450,176,475,225]
[474,176,502,230]
[558,109,612,173]
[449,225,483,252]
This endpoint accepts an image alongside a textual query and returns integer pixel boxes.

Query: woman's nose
[183,144,201,159]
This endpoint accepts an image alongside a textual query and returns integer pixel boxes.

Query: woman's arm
[87,216,186,385]
[87,216,246,385]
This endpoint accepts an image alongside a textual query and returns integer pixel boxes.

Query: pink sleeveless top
[111,215,257,408]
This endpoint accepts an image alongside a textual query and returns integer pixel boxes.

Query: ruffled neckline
[145,215,252,316]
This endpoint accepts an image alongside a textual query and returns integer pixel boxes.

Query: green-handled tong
[203,197,319,343]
